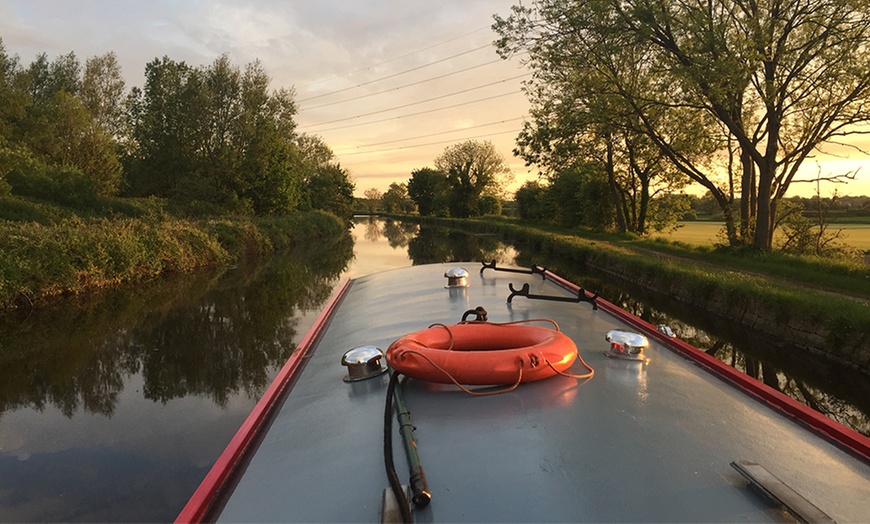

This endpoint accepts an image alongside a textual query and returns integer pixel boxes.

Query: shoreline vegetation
[389,214,870,374]
[5,202,869,373]
[0,201,346,311]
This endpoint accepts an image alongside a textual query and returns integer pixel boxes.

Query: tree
[381,182,412,213]
[407,167,449,216]
[547,166,616,229]
[515,180,548,222]
[81,52,125,138]
[125,56,204,196]
[0,42,122,198]
[125,55,301,214]
[304,164,355,222]
[364,188,381,214]
[24,51,81,105]
[27,91,122,195]
[235,60,299,214]
[290,133,354,220]
[495,0,870,250]
[434,140,511,217]
[501,22,696,234]
[478,195,501,215]
[0,39,26,144]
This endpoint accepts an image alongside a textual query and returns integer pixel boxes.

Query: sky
[2,1,869,198]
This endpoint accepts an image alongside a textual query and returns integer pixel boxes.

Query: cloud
[11,1,860,197]
[2,1,531,195]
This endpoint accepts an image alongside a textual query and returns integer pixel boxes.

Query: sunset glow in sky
[3,1,868,198]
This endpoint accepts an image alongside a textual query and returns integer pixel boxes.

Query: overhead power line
[299,91,523,133]
[335,129,521,158]
[301,73,531,128]
[300,26,490,93]
[299,43,493,103]
[339,117,527,150]
[301,58,504,111]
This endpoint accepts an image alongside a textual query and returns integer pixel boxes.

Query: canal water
[0,217,867,522]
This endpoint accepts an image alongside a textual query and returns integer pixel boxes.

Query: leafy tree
[289,133,354,220]
[514,180,548,222]
[478,195,501,215]
[407,167,449,216]
[646,194,693,233]
[495,0,870,250]
[497,4,703,235]
[243,139,303,215]
[364,187,381,213]
[294,132,334,168]
[434,140,511,218]
[0,39,26,144]
[303,164,355,222]
[776,189,851,257]
[125,56,204,196]
[81,52,125,138]
[232,59,300,214]
[381,182,412,213]
[125,55,301,214]
[23,51,81,105]
[29,91,122,195]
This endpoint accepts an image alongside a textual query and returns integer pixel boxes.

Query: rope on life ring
[545,351,595,380]
[397,348,525,397]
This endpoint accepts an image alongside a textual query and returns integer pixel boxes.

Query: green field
[657,221,870,251]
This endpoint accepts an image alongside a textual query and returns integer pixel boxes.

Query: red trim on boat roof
[175,279,354,524]
[543,269,870,464]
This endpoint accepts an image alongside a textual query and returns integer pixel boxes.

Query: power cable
[335,129,521,157]
[344,117,527,149]
[298,91,523,133]
[301,59,504,111]
[298,43,493,103]
[301,26,490,93]
[301,73,531,128]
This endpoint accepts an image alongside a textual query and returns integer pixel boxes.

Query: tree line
[0,40,354,220]
[493,0,870,251]
[364,139,512,218]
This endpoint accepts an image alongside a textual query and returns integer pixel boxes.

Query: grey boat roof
[205,263,870,523]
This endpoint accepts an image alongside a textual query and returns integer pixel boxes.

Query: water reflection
[349,217,516,277]
[1,236,353,416]
[406,222,516,265]
[0,233,353,522]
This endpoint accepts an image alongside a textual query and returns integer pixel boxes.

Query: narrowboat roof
[179,263,870,523]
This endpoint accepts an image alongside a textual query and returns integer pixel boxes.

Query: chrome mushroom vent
[444,267,469,288]
[341,346,388,382]
[604,330,649,361]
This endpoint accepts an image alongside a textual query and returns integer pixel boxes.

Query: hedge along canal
[0,210,347,312]
[394,215,870,375]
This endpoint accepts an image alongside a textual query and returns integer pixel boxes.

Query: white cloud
[4,1,863,197]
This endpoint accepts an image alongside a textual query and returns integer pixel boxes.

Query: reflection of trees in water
[406,225,513,264]
[360,217,419,248]
[364,218,382,242]
[0,233,353,417]
[514,243,870,437]
[382,219,418,249]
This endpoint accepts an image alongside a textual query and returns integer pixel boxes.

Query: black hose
[384,371,413,523]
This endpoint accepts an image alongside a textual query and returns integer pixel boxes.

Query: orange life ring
[386,322,578,385]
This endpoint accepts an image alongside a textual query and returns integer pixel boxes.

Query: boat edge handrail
[541,268,870,465]
[175,278,355,524]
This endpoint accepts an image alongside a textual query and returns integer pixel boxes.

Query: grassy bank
[653,220,870,251]
[395,214,870,371]
[0,209,346,311]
